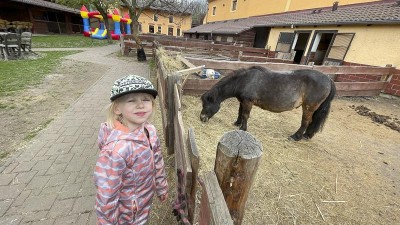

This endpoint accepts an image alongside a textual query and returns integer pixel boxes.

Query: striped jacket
[94,121,168,225]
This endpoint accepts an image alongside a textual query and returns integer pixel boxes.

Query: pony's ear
[207,94,215,102]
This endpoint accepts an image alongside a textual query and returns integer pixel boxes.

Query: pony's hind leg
[289,106,315,141]
[238,100,253,131]
[234,102,244,127]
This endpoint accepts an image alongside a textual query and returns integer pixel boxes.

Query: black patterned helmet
[110,75,158,101]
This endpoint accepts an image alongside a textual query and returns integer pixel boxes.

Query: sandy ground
[181,93,400,225]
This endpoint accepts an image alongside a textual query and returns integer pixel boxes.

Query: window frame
[275,32,295,53]
[168,27,174,36]
[323,33,355,65]
[153,14,158,22]
[212,6,216,16]
[231,0,238,11]
[149,25,155,34]
[169,16,174,23]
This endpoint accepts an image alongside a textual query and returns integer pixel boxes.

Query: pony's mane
[206,66,271,100]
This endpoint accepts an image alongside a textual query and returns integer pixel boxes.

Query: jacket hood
[98,120,148,150]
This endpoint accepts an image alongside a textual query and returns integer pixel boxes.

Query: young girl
[94,75,168,225]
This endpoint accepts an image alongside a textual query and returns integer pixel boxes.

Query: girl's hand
[158,193,169,203]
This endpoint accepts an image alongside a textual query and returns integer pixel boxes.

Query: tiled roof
[11,0,80,14]
[185,0,400,34]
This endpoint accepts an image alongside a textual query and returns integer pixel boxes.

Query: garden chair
[20,32,32,52]
[4,33,21,59]
[0,32,8,60]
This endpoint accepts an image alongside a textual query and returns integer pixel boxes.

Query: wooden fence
[121,34,269,61]
[155,46,267,225]
[123,35,395,97]
[183,57,394,97]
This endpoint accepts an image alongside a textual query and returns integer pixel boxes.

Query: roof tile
[186,0,400,34]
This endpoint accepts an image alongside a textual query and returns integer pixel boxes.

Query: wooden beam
[187,127,200,224]
[178,55,196,68]
[335,81,387,91]
[185,58,393,75]
[199,171,234,225]
[175,65,205,76]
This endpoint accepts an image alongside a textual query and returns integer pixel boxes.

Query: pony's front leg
[234,102,243,127]
[290,107,313,141]
[239,100,253,131]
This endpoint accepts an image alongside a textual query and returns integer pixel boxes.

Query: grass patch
[149,59,156,72]
[0,151,10,160]
[23,119,54,141]
[0,51,79,97]
[32,35,118,48]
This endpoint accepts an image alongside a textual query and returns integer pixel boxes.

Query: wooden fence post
[166,74,181,154]
[214,130,263,225]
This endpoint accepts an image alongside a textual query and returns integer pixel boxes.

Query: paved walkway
[0,45,149,225]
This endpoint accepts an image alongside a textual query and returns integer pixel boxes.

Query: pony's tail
[306,79,336,138]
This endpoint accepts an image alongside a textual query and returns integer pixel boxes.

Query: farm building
[0,0,82,34]
[205,0,381,23]
[184,0,400,96]
[120,5,192,37]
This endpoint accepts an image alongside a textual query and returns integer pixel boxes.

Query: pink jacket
[94,121,168,225]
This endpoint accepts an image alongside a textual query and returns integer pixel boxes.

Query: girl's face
[114,92,154,131]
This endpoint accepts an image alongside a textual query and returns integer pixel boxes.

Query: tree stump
[214,130,263,225]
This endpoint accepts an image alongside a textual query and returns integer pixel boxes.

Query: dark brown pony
[200,66,336,141]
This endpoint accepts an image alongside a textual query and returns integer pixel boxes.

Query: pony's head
[200,91,220,122]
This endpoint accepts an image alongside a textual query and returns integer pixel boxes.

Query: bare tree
[121,0,196,60]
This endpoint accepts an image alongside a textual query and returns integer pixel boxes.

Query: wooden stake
[214,130,263,225]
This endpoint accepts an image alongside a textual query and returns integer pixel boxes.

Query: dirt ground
[181,93,400,225]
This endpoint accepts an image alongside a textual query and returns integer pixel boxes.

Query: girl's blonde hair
[106,94,156,128]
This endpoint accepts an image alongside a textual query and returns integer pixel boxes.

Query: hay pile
[180,95,400,225]
[157,48,186,74]
[151,49,400,224]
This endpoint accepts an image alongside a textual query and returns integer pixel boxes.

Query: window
[324,33,355,65]
[212,6,216,16]
[157,26,162,33]
[177,28,181,36]
[232,0,237,11]
[168,27,173,36]
[154,14,158,21]
[169,16,174,23]
[216,36,221,41]
[227,37,234,42]
[276,32,295,52]
[149,25,154,33]
[138,23,142,33]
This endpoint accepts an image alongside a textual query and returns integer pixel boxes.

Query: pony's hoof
[233,121,241,127]
[288,135,302,141]
[303,134,312,140]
